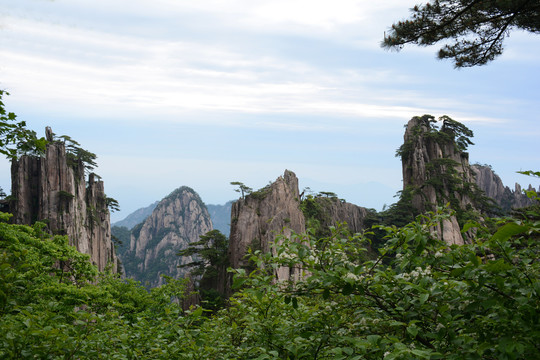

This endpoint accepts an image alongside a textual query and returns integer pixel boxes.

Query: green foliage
[105,196,120,213]
[0,212,196,359]
[178,229,229,311]
[55,134,98,175]
[0,90,47,160]
[178,230,229,275]
[300,192,347,238]
[2,191,539,358]
[382,0,540,67]
[396,115,474,162]
[223,207,540,359]
[395,115,494,228]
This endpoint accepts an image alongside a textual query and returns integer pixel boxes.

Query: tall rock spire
[399,115,480,245]
[10,129,117,271]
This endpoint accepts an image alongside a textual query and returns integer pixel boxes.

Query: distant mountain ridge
[206,201,234,237]
[113,201,158,229]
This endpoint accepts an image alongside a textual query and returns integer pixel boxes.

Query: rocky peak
[399,115,481,245]
[228,170,306,285]
[10,133,117,272]
[120,186,213,287]
[471,165,537,212]
[309,195,369,235]
[226,170,370,295]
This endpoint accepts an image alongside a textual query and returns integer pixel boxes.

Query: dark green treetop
[177,229,229,278]
[382,0,540,67]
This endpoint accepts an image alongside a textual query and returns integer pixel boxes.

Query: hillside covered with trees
[1,98,539,357]
[1,1,540,358]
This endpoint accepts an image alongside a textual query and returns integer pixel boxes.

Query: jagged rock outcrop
[400,116,481,245]
[311,196,369,234]
[10,137,117,272]
[471,165,537,212]
[120,187,213,287]
[226,170,370,295]
[228,170,306,285]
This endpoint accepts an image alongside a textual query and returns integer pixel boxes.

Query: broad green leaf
[491,223,528,242]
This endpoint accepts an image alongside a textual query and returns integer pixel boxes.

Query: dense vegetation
[2,187,539,359]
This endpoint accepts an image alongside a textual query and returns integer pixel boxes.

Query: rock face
[10,140,117,272]
[226,170,369,294]
[471,165,537,212]
[120,187,213,287]
[228,170,306,285]
[400,116,480,245]
[312,196,369,234]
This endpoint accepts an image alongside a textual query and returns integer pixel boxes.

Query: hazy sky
[1,0,539,222]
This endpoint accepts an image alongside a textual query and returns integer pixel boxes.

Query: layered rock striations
[120,186,213,287]
[10,137,117,272]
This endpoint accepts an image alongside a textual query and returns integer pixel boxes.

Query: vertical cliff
[228,170,306,285]
[399,115,483,245]
[120,186,213,287]
[226,170,370,295]
[304,194,369,235]
[10,136,117,272]
[471,165,537,212]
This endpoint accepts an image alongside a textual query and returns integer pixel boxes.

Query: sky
[0,0,539,223]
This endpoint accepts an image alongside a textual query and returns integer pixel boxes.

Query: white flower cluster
[343,272,364,282]
[278,252,295,261]
[397,266,432,280]
[434,250,444,258]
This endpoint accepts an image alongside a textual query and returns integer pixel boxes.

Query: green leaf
[342,283,353,296]
[407,324,419,337]
[232,276,247,289]
[483,259,512,273]
[323,288,330,300]
[491,223,528,242]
